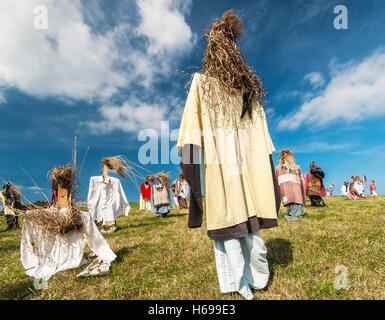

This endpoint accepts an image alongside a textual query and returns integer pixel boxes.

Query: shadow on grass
[0,244,20,252]
[117,220,173,232]
[114,245,141,263]
[0,279,41,300]
[169,213,188,218]
[264,238,293,290]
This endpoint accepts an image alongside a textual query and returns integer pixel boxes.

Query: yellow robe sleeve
[261,107,276,154]
[177,73,203,152]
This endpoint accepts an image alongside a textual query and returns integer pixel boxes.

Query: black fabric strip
[270,154,281,215]
[207,217,278,241]
[180,144,203,228]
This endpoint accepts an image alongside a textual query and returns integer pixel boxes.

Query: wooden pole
[103,164,108,180]
[73,136,77,168]
[57,185,68,209]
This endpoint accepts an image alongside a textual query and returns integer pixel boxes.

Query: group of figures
[139,172,189,218]
[16,163,120,281]
[1,9,380,300]
[1,155,190,284]
[275,150,327,222]
[341,175,377,199]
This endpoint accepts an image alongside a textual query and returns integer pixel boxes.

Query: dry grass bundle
[24,207,86,236]
[279,149,300,177]
[49,165,78,198]
[192,9,267,116]
[157,172,170,186]
[145,175,155,182]
[22,164,85,236]
[102,155,156,192]
[102,156,130,179]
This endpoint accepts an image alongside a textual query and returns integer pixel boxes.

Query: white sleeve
[118,180,130,216]
[87,177,98,216]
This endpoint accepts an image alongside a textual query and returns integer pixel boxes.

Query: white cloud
[304,72,325,88]
[83,93,185,134]
[136,0,194,56]
[84,98,168,134]
[279,50,385,130]
[0,0,195,111]
[0,0,129,101]
[82,0,195,133]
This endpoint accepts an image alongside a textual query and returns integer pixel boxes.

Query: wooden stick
[57,185,68,209]
[103,164,109,180]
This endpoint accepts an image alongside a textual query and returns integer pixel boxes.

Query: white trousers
[214,232,270,300]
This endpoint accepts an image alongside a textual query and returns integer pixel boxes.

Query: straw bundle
[24,164,84,236]
[25,207,85,236]
[189,10,267,115]
[157,172,170,186]
[145,174,155,182]
[49,165,78,200]
[279,149,300,177]
[102,156,130,179]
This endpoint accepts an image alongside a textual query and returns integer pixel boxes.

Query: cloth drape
[214,232,269,300]
[20,208,116,280]
[87,176,130,222]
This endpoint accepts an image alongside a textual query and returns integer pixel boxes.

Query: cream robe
[177,73,277,231]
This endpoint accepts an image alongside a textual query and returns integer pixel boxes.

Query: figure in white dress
[87,156,131,233]
[21,165,116,281]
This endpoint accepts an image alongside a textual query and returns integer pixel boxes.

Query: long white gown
[20,208,117,280]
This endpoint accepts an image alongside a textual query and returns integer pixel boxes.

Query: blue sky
[0,0,384,203]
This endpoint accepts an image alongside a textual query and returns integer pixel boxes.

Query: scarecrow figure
[0,183,23,232]
[172,172,189,209]
[87,156,131,233]
[304,161,327,206]
[177,10,280,299]
[151,173,176,219]
[139,175,153,211]
[21,165,117,281]
[275,149,306,221]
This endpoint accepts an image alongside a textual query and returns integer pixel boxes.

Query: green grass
[0,196,384,300]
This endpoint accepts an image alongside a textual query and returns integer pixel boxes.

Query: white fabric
[341,184,348,196]
[173,196,179,209]
[371,190,378,196]
[87,176,130,222]
[176,180,189,198]
[213,232,269,300]
[20,208,117,280]
[76,257,111,277]
[139,194,152,211]
[354,181,364,195]
[277,173,300,186]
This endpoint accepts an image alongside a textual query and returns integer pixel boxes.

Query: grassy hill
[0,196,384,300]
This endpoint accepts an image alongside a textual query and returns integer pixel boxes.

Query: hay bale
[24,207,85,236]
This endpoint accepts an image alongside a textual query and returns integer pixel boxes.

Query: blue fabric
[214,232,269,300]
[150,183,176,214]
[284,203,304,221]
